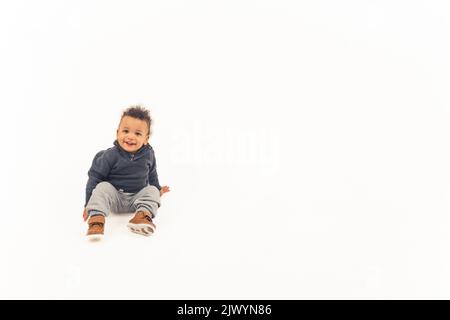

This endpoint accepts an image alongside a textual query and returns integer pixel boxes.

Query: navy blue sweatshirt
[85,140,161,207]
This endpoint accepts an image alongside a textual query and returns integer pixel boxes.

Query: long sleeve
[148,155,161,190]
[85,151,112,206]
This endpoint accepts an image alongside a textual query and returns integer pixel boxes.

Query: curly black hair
[120,105,152,136]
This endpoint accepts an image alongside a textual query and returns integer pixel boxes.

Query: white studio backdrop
[1,0,450,299]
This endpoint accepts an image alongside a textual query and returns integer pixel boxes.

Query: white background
[1,0,450,299]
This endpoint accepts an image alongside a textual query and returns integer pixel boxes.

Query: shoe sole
[127,223,154,237]
[87,233,104,241]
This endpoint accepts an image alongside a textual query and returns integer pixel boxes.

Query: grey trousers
[86,181,161,218]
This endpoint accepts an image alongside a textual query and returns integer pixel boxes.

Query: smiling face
[116,116,149,153]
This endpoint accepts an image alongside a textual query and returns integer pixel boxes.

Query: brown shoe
[87,215,105,241]
[127,211,155,236]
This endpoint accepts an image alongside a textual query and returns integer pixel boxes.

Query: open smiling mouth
[124,141,136,147]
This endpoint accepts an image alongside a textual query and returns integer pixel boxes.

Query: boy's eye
[136,133,142,136]
[123,129,128,133]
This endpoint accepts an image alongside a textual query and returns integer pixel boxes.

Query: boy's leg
[127,185,160,236]
[85,182,121,217]
[130,185,161,218]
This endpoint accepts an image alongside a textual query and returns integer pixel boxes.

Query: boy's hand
[83,208,88,221]
[160,185,170,196]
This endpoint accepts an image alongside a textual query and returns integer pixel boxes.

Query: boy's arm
[85,151,112,207]
[149,156,171,197]
[148,155,161,191]
[148,148,171,197]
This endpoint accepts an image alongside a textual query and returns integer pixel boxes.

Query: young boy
[83,106,170,240]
